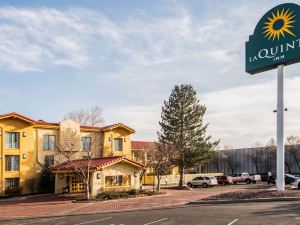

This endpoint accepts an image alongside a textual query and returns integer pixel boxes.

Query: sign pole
[276,64,285,191]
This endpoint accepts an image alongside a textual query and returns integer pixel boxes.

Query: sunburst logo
[262,8,296,41]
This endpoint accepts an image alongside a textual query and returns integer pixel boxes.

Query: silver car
[187,176,218,188]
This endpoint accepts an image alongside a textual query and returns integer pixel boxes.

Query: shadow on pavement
[252,202,300,217]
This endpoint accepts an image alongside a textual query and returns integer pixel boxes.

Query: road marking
[74,217,112,225]
[227,219,238,225]
[15,217,65,225]
[143,218,168,225]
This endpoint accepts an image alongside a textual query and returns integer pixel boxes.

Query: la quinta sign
[246,3,300,74]
[246,3,300,192]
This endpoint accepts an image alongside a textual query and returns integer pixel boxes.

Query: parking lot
[0,183,282,220]
[1,200,300,225]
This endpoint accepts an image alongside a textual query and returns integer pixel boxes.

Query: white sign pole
[276,64,285,191]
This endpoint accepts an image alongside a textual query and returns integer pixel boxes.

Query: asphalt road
[1,201,300,225]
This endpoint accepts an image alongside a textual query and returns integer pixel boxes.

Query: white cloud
[203,77,300,148]
[2,0,300,149]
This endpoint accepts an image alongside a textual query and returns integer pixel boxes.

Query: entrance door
[69,176,85,193]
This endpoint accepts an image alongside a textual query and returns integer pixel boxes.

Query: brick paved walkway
[0,185,251,219]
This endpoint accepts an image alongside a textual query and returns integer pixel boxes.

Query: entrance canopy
[53,156,144,172]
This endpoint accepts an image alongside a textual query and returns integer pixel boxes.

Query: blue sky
[1,0,300,148]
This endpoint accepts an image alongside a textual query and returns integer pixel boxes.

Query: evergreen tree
[158,84,219,187]
[39,159,55,193]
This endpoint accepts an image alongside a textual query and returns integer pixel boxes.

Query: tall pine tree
[158,84,219,187]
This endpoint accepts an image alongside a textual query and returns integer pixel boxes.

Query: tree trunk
[85,183,90,200]
[85,171,90,200]
[156,174,161,192]
[291,151,300,171]
[179,166,184,187]
[285,161,292,174]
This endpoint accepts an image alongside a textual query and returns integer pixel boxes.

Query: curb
[188,197,300,205]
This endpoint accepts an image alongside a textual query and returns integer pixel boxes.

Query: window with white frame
[5,155,20,171]
[114,138,122,151]
[5,132,20,149]
[81,137,92,151]
[43,135,56,150]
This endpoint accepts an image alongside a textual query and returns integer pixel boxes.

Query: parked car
[187,176,218,188]
[267,174,300,185]
[257,172,271,182]
[216,176,233,185]
[291,177,300,189]
[231,172,261,184]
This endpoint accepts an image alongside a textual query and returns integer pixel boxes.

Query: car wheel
[187,183,193,188]
[203,183,208,188]
[233,181,237,185]
[220,181,225,186]
[246,179,251,184]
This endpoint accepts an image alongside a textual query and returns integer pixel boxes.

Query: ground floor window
[105,175,131,187]
[5,178,20,195]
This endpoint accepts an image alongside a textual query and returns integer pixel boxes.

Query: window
[105,175,131,187]
[5,132,19,149]
[114,138,123,151]
[5,178,19,188]
[44,155,54,166]
[5,155,20,171]
[5,178,20,195]
[5,178,19,189]
[81,137,92,151]
[43,135,56,150]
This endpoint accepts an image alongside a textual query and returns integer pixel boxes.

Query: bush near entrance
[96,189,161,201]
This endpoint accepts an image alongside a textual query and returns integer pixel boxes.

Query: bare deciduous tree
[64,106,104,126]
[55,128,100,200]
[147,142,175,192]
[286,135,300,171]
[55,108,103,200]
[223,145,240,175]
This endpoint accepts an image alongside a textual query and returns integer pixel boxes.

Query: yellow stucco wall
[0,118,36,196]
[1,116,135,196]
[103,128,132,158]
[90,161,141,197]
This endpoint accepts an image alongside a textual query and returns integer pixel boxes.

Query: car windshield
[204,177,210,180]
[286,174,298,179]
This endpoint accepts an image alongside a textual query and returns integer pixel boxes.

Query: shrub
[127,189,138,195]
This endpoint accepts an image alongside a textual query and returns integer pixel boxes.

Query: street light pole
[276,64,285,191]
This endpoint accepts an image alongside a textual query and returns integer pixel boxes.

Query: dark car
[267,174,299,185]
[216,176,233,185]
[257,172,270,182]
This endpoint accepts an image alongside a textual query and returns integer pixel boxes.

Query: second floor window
[43,135,56,150]
[5,132,19,149]
[81,137,92,151]
[5,155,20,171]
[114,138,122,151]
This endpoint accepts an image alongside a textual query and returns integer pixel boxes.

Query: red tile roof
[102,123,135,133]
[0,112,133,132]
[53,156,144,171]
[0,112,37,124]
[131,141,155,150]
